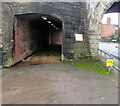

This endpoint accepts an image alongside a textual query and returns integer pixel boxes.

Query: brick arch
[3,2,89,67]
[88,0,119,56]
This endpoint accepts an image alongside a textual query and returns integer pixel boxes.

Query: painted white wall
[101,13,118,25]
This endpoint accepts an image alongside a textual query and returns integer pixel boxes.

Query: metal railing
[97,48,112,58]
[97,48,119,71]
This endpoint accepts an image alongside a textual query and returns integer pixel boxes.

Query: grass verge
[68,59,112,75]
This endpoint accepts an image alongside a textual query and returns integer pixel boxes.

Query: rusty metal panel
[13,18,29,64]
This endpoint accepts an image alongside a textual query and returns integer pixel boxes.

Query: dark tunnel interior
[13,13,63,65]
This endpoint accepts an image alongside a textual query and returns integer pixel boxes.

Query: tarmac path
[2,62,118,104]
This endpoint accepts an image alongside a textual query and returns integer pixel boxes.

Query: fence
[97,48,119,71]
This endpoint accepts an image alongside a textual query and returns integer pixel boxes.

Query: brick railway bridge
[0,0,120,67]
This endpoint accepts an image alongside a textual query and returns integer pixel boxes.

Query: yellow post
[106,58,114,74]
[106,59,114,67]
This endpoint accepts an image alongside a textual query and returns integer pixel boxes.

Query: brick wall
[100,24,115,37]
[2,2,90,66]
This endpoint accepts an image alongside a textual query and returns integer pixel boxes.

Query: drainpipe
[0,43,3,68]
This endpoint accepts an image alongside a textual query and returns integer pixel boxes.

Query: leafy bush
[110,34,118,41]
[101,36,107,42]
[100,34,118,42]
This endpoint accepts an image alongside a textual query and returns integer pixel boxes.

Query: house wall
[100,24,114,37]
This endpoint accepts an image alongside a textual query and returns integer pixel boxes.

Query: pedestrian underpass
[13,13,63,66]
[2,2,119,67]
[2,2,91,67]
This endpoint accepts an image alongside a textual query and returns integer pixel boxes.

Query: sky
[101,13,118,25]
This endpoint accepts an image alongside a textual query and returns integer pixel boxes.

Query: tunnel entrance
[13,13,63,66]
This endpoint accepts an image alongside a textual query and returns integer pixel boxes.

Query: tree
[101,36,107,42]
[110,34,118,41]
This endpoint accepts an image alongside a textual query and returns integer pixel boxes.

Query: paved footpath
[2,62,118,104]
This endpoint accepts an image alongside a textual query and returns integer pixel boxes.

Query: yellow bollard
[106,58,114,74]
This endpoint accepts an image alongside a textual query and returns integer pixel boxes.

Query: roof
[106,2,120,13]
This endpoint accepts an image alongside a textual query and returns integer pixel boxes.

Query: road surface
[99,42,119,69]
[2,62,118,104]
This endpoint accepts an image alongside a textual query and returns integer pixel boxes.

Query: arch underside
[13,13,63,65]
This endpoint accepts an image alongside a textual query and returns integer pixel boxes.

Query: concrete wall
[2,2,90,67]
